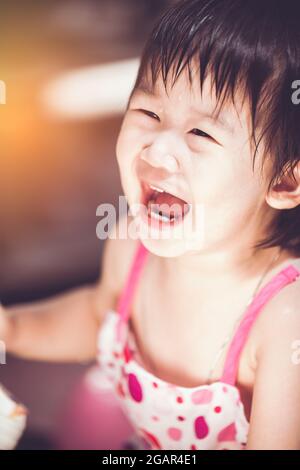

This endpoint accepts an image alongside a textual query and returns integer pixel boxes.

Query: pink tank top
[96,241,300,450]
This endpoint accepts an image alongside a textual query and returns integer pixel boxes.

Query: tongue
[149,192,188,219]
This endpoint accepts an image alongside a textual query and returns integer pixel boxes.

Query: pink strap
[220,264,300,385]
[115,241,300,384]
[116,241,148,342]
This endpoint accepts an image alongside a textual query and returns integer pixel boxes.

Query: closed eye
[131,109,215,141]
[189,128,213,140]
[136,109,160,121]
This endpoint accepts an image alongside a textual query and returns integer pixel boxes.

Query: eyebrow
[131,84,235,135]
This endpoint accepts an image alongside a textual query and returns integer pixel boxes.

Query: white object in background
[42,58,140,119]
[0,384,27,450]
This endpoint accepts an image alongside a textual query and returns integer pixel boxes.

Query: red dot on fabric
[222,386,228,393]
[194,416,209,439]
[167,427,182,441]
[108,362,115,368]
[217,422,237,442]
[128,373,143,402]
[152,416,159,421]
[214,406,222,413]
[153,382,158,388]
[191,444,197,450]
[177,416,185,421]
[191,388,213,405]
[113,351,120,359]
[176,396,184,403]
[124,345,131,363]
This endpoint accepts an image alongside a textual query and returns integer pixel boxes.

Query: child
[1,0,300,450]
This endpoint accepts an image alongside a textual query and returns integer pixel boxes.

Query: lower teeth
[149,210,171,222]
[146,199,183,223]
[147,206,179,222]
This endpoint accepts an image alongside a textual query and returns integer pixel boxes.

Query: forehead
[133,65,213,102]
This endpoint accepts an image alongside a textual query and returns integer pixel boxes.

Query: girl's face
[116,65,275,257]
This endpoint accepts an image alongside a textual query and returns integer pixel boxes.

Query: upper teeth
[149,184,164,193]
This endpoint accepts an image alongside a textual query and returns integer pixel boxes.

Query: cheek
[115,125,145,200]
[193,146,261,201]
[191,156,264,231]
[116,126,130,166]
[116,117,148,163]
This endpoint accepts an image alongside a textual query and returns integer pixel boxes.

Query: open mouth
[140,181,191,226]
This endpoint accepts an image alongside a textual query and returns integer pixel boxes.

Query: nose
[140,132,180,173]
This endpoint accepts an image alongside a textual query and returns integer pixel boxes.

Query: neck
[162,242,287,288]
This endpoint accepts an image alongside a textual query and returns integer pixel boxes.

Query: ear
[266,161,300,210]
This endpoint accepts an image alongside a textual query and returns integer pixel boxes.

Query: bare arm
[1,234,121,364]
[246,283,300,449]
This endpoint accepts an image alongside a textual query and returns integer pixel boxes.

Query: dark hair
[129,0,300,256]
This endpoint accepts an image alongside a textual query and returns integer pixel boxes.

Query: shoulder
[254,273,300,362]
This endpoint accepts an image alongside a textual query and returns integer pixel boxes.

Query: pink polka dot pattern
[124,345,131,363]
[217,422,237,442]
[191,389,213,405]
[128,373,143,402]
[194,416,209,439]
[96,310,250,450]
[168,427,182,441]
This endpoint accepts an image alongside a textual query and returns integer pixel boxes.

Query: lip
[139,178,191,207]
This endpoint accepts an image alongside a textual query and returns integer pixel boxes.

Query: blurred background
[0,0,174,449]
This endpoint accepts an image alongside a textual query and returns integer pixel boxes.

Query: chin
[138,237,189,258]
[130,211,205,258]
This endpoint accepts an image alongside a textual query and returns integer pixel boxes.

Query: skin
[1,63,300,449]
[117,64,275,259]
